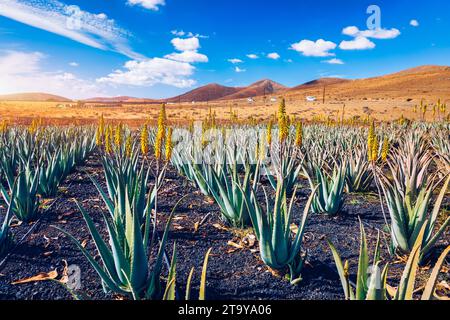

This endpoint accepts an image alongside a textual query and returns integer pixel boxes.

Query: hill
[0,92,71,102]
[83,96,157,103]
[290,78,350,91]
[220,79,287,100]
[166,84,244,103]
[286,65,450,101]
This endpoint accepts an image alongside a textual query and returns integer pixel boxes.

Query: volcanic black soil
[0,153,448,300]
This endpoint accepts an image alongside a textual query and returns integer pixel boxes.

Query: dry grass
[0,97,443,127]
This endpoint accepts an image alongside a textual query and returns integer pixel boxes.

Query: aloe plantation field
[0,101,449,301]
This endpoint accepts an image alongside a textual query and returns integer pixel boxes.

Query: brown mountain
[286,65,450,100]
[290,77,350,91]
[0,92,71,102]
[84,96,157,103]
[220,79,287,100]
[166,83,244,103]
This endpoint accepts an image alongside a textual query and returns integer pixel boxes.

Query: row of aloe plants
[0,124,96,256]
[54,109,213,300]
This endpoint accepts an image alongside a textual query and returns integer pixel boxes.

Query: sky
[0,0,449,99]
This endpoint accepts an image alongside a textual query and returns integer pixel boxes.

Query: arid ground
[1,65,449,126]
[0,98,443,127]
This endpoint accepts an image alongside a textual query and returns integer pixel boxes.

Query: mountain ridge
[1,65,449,103]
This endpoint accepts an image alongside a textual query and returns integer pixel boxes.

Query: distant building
[247,98,255,103]
[306,96,317,102]
[270,97,277,102]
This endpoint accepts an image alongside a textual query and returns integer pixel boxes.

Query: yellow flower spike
[267,120,273,147]
[155,104,167,160]
[140,124,149,156]
[154,138,162,160]
[0,120,8,133]
[381,137,390,162]
[105,125,112,154]
[371,136,379,163]
[125,134,133,158]
[95,126,102,146]
[295,122,303,147]
[278,98,288,143]
[201,121,208,149]
[255,137,260,161]
[114,124,123,148]
[165,127,173,162]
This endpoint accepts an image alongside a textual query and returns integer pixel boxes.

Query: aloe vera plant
[303,162,347,215]
[243,178,318,284]
[55,192,182,299]
[205,160,259,228]
[37,147,72,198]
[432,129,450,176]
[388,133,434,203]
[265,141,304,195]
[388,223,450,300]
[345,147,373,193]
[378,171,450,258]
[98,153,155,223]
[0,179,16,257]
[0,162,40,222]
[328,219,388,300]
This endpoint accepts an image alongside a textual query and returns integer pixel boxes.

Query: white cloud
[165,36,208,63]
[171,30,185,37]
[410,19,419,27]
[339,26,399,51]
[97,58,196,88]
[165,51,208,63]
[0,50,102,99]
[171,30,208,39]
[234,66,246,73]
[127,0,165,11]
[186,32,208,39]
[246,54,259,59]
[342,26,400,39]
[323,58,344,65]
[69,62,79,67]
[171,37,200,51]
[267,52,280,60]
[100,35,208,89]
[339,36,375,50]
[0,50,42,74]
[0,0,141,59]
[228,58,243,64]
[290,39,337,57]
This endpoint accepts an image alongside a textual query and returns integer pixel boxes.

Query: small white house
[247,98,255,103]
[306,96,317,102]
[270,97,277,102]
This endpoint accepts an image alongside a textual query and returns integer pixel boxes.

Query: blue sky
[0,0,449,99]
